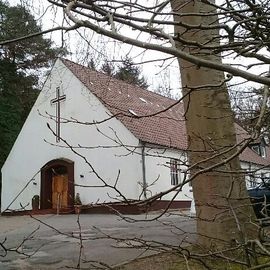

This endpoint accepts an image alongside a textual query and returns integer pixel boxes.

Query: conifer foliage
[99,57,149,89]
[0,1,63,192]
[114,58,148,89]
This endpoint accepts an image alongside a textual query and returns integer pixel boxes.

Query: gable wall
[1,60,143,211]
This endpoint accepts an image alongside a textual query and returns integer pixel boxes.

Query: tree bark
[171,0,256,248]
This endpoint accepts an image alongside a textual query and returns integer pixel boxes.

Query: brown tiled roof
[235,124,270,166]
[61,59,270,167]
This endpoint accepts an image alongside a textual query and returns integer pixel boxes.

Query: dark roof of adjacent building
[61,58,270,167]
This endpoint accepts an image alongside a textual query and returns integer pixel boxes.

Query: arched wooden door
[40,159,74,209]
[52,173,68,209]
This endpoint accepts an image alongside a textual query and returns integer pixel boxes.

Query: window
[249,174,257,188]
[251,144,267,158]
[261,146,266,158]
[170,159,181,185]
[252,145,260,155]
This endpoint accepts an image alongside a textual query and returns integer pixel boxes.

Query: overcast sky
[9,0,268,95]
[9,0,181,96]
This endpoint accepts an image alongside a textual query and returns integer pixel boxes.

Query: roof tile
[61,59,270,167]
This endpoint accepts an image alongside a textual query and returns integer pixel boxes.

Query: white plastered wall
[1,59,143,211]
[240,161,270,189]
[143,145,192,201]
[142,147,270,204]
[4,59,265,212]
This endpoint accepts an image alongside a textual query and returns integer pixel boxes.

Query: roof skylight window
[139,97,147,103]
[128,109,138,116]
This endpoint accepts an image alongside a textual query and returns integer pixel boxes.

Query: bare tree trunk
[171,0,256,248]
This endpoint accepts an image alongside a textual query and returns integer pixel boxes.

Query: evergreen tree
[114,58,148,89]
[0,60,31,167]
[100,60,115,76]
[88,58,97,70]
[0,1,64,202]
[0,1,64,69]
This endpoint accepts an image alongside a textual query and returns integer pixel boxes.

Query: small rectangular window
[251,144,266,158]
[261,146,266,158]
[249,174,257,188]
[170,159,181,185]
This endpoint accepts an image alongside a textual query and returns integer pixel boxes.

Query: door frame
[40,159,74,209]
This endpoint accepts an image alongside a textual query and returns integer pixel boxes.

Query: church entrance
[40,159,74,210]
[52,167,68,209]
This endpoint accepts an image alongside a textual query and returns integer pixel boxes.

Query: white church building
[1,58,270,213]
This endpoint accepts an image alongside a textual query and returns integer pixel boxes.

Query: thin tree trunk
[171,0,256,248]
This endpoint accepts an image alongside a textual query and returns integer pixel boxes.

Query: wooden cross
[51,87,66,142]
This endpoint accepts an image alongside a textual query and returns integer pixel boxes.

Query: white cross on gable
[51,87,66,142]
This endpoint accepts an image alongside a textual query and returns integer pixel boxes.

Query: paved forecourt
[0,212,195,269]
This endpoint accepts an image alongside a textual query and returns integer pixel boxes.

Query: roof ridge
[60,58,178,103]
[59,58,270,166]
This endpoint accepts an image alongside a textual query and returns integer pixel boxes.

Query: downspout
[141,141,147,199]
[248,162,251,187]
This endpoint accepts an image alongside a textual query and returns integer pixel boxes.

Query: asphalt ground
[0,212,196,270]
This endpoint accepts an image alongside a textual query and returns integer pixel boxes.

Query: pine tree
[100,60,115,76]
[114,58,148,89]
[0,1,64,69]
[0,1,64,203]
